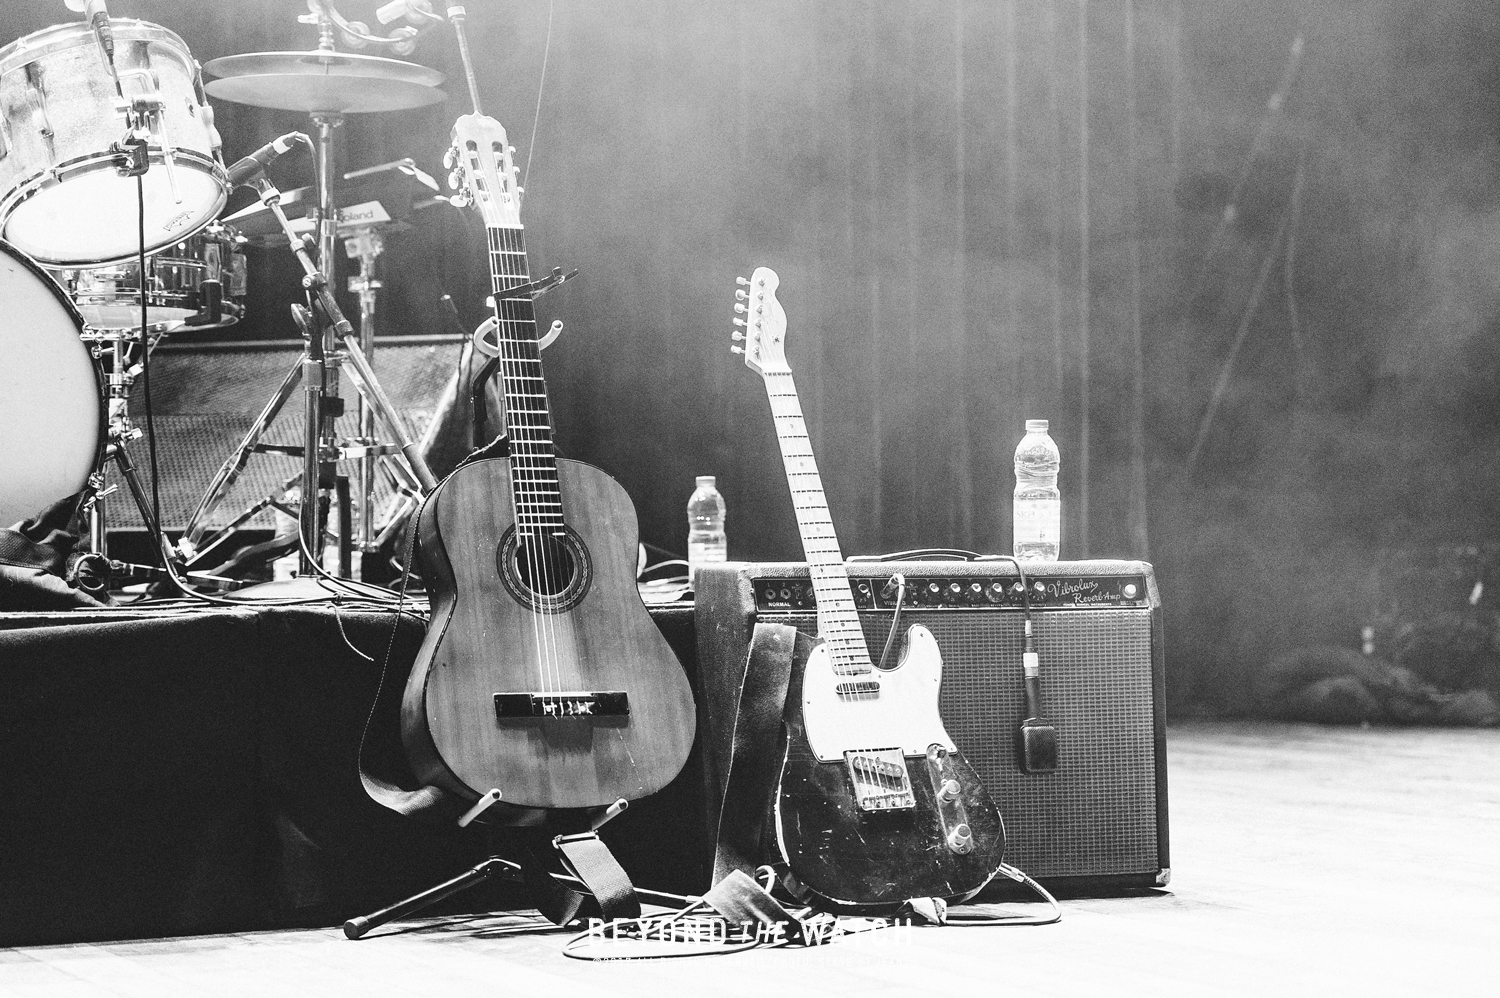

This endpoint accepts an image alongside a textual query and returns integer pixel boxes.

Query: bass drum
[0,240,103,528]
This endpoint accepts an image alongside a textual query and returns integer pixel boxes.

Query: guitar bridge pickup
[493,691,629,719]
[844,748,916,812]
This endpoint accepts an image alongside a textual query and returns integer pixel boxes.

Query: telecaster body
[776,627,1005,911]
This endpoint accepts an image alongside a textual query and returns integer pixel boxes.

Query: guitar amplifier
[694,559,1169,895]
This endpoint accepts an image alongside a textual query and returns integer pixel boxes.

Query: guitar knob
[939,778,961,802]
[946,823,974,854]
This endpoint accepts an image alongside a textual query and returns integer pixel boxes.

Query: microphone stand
[247,173,439,575]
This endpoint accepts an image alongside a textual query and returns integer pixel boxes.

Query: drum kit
[0,0,461,595]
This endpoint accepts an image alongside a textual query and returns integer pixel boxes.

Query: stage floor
[1,721,1493,997]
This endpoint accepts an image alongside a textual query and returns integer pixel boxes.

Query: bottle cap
[1025,419,1049,433]
[696,475,716,488]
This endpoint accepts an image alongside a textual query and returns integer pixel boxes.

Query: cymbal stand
[175,178,437,579]
[345,226,384,566]
[262,172,439,569]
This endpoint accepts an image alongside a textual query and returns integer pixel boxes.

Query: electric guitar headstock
[445,112,522,229]
[731,266,789,377]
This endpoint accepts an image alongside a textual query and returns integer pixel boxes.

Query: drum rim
[0,148,228,268]
[0,18,196,74]
[0,235,106,508]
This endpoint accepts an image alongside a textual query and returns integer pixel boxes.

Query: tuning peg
[732,331,745,341]
[731,345,744,355]
[733,302,746,314]
[736,276,750,286]
[443,146,457,169]
[732,317,746,327]
[735,289,748,301]
[508,145,517,155]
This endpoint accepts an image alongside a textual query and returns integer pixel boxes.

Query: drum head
[0,242,101,527]
[3,157,226,267]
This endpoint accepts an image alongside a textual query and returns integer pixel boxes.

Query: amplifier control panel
[752,573,1149,613]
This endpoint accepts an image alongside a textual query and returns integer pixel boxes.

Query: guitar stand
[343,798,639,940]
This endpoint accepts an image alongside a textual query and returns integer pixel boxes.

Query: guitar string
[767,369,870,677]
[499,224,565,698]
[496,225,562,697]
[491,224,558,696]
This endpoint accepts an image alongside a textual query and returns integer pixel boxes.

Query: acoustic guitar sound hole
[496,525,592,613]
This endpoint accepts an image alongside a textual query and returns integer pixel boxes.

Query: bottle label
[1013,498,1060,544]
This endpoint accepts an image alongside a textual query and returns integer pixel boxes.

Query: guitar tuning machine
[732,317,746,327]
[735,289,748,301]
[736,275,750,286]
[734,302,747,314]
[443,145,458,169]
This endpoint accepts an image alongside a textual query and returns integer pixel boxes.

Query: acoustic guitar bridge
[494,691,630,719]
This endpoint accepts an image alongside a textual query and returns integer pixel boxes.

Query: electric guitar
[400,113,696,821]
[732,267,1004,910]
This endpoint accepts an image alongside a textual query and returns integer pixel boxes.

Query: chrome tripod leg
[178,357,304,561]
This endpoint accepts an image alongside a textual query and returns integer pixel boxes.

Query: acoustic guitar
[732,267,1005,910]
[401,113,696,821]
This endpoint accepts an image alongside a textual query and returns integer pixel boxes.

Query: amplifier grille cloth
[766,607,1158,877]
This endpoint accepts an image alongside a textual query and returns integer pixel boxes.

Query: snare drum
[51,222,247,331]
[0,239,103,528]
[0,20,228,268]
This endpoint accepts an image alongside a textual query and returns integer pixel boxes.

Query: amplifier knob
[1123,583,1139,599]
[967,582,984,604]
[926,582,942,601]
[986,582,1005,603]
[1011,582,1025,595]
[946,583,963,603]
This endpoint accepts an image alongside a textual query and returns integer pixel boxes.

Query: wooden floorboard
[2,721,1495,997]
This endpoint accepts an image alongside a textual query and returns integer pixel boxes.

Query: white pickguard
[801,623,959,763]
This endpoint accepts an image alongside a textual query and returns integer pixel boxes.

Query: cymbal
[204,50,445,114]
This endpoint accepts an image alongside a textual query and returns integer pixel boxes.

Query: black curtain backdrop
[5,1,1500,715]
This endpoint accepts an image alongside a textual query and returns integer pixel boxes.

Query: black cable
[876,572,906,671]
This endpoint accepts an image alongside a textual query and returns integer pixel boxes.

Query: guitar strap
[711,621,808,884]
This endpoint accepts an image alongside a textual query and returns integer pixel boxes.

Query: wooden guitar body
[402,455,697,819]
[774,628,1006,912]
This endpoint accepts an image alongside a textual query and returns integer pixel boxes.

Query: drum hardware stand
[75,330,239,593]
[175,175,438,584]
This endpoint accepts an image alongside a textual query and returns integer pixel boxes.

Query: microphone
[225,132,308,187]
[376,0,434,25]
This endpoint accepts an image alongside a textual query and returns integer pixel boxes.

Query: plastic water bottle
[1013,419,1060,561]
[687,475,727,582]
